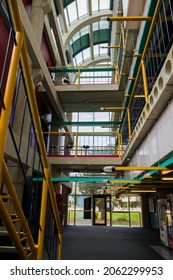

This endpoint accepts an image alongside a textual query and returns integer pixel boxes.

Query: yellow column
[78,67,80,85]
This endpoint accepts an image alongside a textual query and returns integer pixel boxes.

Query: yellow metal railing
[48,65,118,85]
[45,131,123,157]
[58,145,118,156]
[0,0,62,259]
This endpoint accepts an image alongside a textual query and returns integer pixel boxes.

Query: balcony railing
[45,131,123,158]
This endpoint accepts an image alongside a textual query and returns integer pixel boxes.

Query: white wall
[125,97,173,178]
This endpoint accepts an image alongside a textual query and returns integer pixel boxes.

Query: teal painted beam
[49,67,115,73]
[33,177,141,183]
[138,156,173,180]
[48,121,121,126]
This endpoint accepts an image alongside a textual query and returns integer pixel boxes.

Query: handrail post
[141,59,149,103]
[78,67,80,85]
[127,108,131,140]
[75,132,78,157]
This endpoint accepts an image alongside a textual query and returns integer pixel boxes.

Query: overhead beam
[48,121,122,126]
[103,166,172,172]
[33,177,141,183]
[49,66,116,73]
[102,16,152,21]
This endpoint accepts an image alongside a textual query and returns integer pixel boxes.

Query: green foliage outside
[68,210,141,226]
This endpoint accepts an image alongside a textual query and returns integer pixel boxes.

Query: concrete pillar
[141,194,150,228]
[30,0,51,46]
[62,185,71,226]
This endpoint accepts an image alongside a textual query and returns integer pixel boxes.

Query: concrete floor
[62,226,170,260]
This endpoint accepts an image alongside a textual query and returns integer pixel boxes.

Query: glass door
[93,195,106,225]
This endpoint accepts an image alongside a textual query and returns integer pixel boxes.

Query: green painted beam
[49,67,116,73]
[33,177,141,183]
[48,121,121,126]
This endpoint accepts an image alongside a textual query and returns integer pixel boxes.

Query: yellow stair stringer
[0,159,37,259]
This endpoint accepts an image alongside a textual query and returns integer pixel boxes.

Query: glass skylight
[77,0,87,18]
[64,0,87,27]
[92,0,99,12]
[99,0,110,10]
[64,1,77,26]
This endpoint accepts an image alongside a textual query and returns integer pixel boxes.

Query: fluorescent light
[161,177,173,181]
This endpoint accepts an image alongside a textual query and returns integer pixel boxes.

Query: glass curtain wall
[68,184,142,227]
[72,112,116,155]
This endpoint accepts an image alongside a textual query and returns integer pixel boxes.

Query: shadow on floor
[62,226,164,260]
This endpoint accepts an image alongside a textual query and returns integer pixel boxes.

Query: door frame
[93,195,108,226]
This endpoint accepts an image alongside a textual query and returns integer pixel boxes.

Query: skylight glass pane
[83,48,90,61]
[72,31,80,42]
[92,0,99,12]
[99,21,110,29]
[64,8,69,26]
[77,0,87,18]
[75,52,83,64]
[51,29,58,51]
[99,0,110,10]
[93,22,99,31]
[94,44,99,56]
[67,2,77,25]
[74,57,77,66]
[100,43,108,54]
[57,16,63,35]
[80,26,89,37]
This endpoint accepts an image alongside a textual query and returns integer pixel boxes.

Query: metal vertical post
[37,170,48,259]
[141,59,148,102]
[127,108,131,139]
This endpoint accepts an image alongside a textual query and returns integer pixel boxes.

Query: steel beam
[48,121,122,126]
[107,16,152,21]
[49,67,116,73]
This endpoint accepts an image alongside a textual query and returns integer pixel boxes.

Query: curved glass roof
[53,0,113,67]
